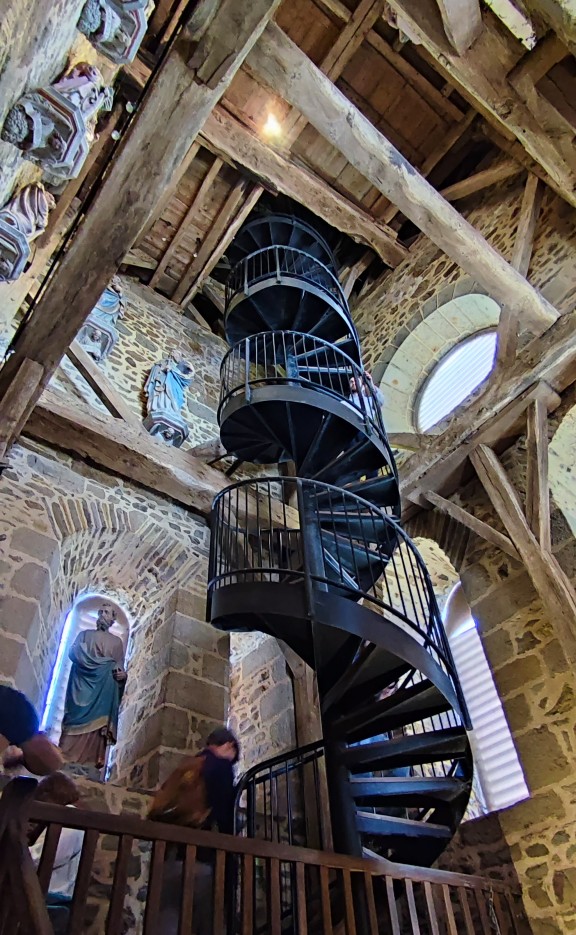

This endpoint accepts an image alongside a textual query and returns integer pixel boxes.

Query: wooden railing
[0,777,532,934]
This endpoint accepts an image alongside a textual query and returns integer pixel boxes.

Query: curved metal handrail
[225,245,350,314]
[229,215,337,268]
[208,477,461,697]
[218,330,389,443]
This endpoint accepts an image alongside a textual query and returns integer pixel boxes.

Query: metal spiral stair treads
[207,213,473,869]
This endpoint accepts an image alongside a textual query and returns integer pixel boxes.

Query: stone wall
[411,438,576,934]
[0,438,229,788]
[354,177,576,381]
[228,632,296,774]
[50,276,226,450]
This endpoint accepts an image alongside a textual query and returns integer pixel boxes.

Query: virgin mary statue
[59,603,127,768]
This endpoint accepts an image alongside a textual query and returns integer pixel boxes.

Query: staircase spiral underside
[208,214,473,867]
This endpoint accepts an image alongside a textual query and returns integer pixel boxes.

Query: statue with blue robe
[59,603,127,768]
[143,350,193,447]
[78,275,125,362]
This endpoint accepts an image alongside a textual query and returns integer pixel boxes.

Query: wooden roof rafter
[0,0,285,459]
[248,22,558,331]
[384,0,576,207]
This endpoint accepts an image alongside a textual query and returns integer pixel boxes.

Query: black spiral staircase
[207,215,473,872]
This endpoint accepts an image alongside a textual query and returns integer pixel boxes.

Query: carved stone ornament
[77,275,125,361]
[143,350,194,447]
[0,184,56,282]
[1,62,114,181]
[78,0,155,65]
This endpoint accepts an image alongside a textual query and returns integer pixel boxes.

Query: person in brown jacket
[149,728,239,935]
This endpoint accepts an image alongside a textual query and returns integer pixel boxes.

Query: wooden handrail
[28,799,521,895]
[0,779,530,935]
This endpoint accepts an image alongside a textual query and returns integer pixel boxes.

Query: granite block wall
[228,632,296,774]
[49,276,226,450]
[354,178,576,381]
[0,438,229,787]
[411,433,576,934]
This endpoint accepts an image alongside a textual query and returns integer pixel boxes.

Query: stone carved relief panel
[78,0,154,64]
[1,62,113,182]
[0,183,55,282]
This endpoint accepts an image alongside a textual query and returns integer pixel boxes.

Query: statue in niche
[0,183,56,282]
[77,275,125,361]
[59,602,127,769]
[1,62,113,182]
[78,0,155,65]
[143,350,193,447]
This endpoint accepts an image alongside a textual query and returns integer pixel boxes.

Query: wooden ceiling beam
[401,304,576,509]
[315,0,465,122]
[378,108,477,223]
[424,489,520,559]
[172,179,250,305]
[522,0,576,54]
[200,108,408,266]
[25,391,226,518]
[341,250,375,299]
[149,155,224,289]
[0,0,283,458]
[385,0,576,206]
[471,443,576,666]
[435,0,483,54]
[507,32,567,86]
[496,172,543,368]
[179,183,264,305]
[25,390,298,528]
[248,24,558,331]
[66,341,140,426]
[525,397,551,552]
[286,0,386,142]
[438,157,523,201]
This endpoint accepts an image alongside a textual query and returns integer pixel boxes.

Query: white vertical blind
[449,617,529,812]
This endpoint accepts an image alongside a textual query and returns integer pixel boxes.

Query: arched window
[416,330,497,432]
[41,594,129,753]
[443,583,529,812]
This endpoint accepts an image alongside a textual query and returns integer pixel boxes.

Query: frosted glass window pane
[417,331,497,432]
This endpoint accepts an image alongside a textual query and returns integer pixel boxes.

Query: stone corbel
[1,63,114,182]
[78,0,154,65]
[0,184,56,283]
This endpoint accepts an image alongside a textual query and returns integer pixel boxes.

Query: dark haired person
[0,685,63,775]
[150,726,240,935]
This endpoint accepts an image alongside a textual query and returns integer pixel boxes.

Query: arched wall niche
[0,444,229,788]
[41,593,131,759]
[377,286,500,434]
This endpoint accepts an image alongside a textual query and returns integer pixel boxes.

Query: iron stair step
[317,510,399,542]
[349,776,470,807]
[330,681,452,741]
[319,529,386,575]
[322,649,411,713]
[355,811,452,840]
[343,728,468,772]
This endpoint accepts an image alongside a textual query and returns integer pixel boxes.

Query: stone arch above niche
[376,279,500,433]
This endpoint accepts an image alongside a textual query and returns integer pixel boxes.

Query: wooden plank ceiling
[117,0,513,319]
[118,0,575,330]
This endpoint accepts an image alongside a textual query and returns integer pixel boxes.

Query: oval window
[417,330,497,432]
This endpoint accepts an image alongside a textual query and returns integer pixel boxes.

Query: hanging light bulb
[262,112,282,139]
